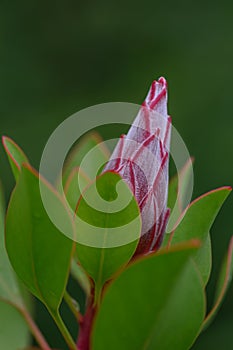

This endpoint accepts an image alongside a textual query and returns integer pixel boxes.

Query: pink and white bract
[104,77,171,256]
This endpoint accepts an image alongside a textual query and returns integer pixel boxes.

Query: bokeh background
[0,1,233,349]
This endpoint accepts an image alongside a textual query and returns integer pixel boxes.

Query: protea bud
[104,77,171,256]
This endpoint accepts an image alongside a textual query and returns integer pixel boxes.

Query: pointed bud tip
[143,77,168,112]
[158,76,167,87]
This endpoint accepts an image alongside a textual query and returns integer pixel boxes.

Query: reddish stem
[77,290,96,350]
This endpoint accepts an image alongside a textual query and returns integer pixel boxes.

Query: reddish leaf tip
[2,136,25,170]
[2,135,11,147]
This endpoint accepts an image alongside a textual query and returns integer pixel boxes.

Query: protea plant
[0,78,232,350]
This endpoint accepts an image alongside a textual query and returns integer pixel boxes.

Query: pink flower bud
[104,77,171,256]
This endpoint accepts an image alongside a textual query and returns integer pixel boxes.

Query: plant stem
[20,308,52,350]
[52,311,78,350]
[64,290,83,323]
[77,289,96,350]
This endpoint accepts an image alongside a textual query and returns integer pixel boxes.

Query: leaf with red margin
[5,164,74,312]
[92,240,205,350]
[202,236,233,331]
[169,187,231,244]
[3,137,81,305]
[2,136,90,298]
[2,136,29,181]
[2,137,75,304]
[167,187,231,286]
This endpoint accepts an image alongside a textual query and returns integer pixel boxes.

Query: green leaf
[75,171,141,302]
[2,136,29,181]
[194,234,212,287]
[169,187,231,244]
[202,236,233,331]
[92,241,205,350]
[0,301,30,350]
[167,187,231,286]
[5,164,74,312]
[0,182,30,349]
[2,138,77,347]
[5,164,77,349]
[63,131,110,184]
[0,183,24,307]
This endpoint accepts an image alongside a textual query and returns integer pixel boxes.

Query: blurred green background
[0,0,233,349]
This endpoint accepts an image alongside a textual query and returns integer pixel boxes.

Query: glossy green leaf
[202,236,233,331]
[63,131,110,184]
[2,136,29,181]
[5,164,77,349]
[76,171,141,301]
[5,164,74,312]
[167,187,231,285]
[92,241,205,350]
[0,182,30,349]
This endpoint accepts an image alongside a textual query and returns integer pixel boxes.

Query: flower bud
[104,77,171,256]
